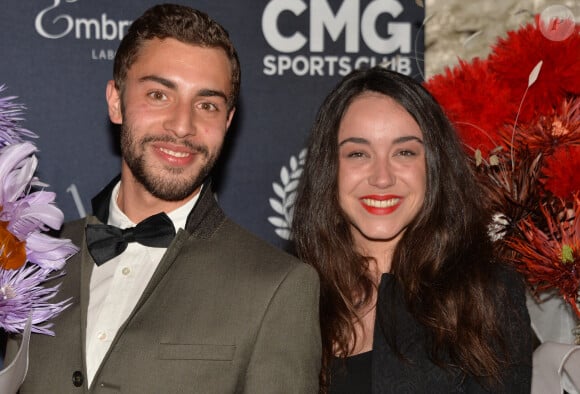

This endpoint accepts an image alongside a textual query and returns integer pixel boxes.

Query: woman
[292,67,533,393]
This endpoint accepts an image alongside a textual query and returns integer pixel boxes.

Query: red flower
[425,58,515,155]
[426,16,580,317]
[505,197,580,319]
[488,18,580,124]
[517,97,580,199]
[543,145,580,199]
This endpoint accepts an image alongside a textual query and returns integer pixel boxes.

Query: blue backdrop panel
[0,0,424,249]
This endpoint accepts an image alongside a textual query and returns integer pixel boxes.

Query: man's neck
[117,176,199,223]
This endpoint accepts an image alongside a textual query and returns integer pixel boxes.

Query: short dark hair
[113,4,240,110]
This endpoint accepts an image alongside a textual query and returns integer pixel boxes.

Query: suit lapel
[76,216,99,387]
[184,179,226,239]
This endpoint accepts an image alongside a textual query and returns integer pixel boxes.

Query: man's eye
[200,102,218,111]
[148,91,166,100]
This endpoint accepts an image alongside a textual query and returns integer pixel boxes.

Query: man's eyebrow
[197,89,228,102]
[139,75,176,89]
[137,76,228,102]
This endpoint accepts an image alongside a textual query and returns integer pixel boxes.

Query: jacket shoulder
[209,218,317,279]
[59,218,88,244]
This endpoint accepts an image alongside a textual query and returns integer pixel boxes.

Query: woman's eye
[347,151,366,158]
[397,150,415,157]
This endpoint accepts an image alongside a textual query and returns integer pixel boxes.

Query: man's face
[106,38,234,202]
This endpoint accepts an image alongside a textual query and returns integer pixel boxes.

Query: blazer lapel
[76,216,100,387]
[184,179,226,239]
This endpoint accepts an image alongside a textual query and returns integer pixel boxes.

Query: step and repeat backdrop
[0,0,424,249]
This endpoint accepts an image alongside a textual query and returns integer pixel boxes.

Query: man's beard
[120,123,219,201]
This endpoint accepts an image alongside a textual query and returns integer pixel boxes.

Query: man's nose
[163,102,195,137]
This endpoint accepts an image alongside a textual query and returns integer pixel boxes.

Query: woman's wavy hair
[292,67,507,391]
[113,3,240,112]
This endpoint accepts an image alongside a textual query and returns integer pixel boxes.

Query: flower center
[0,221,27,270]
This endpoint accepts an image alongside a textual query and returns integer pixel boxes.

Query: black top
[330,351,372,394]
[329,269,533,394]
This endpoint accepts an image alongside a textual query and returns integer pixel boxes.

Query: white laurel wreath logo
[268,148,307,240]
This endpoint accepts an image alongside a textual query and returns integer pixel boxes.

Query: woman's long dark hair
[292,67,507,391]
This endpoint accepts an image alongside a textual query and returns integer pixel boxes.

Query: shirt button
[97,331,107,341]
[72,370,84,387]
[121,266,131,276]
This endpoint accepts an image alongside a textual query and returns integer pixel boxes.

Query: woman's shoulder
[490,261,527,298]
[489,261,532,343]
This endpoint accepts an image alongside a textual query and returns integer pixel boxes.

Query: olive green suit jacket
[11,181,321,393]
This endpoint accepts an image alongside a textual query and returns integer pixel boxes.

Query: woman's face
[337,92,426,254]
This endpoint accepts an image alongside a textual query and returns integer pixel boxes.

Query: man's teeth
[361,198,399,208]
[159,147,190,158]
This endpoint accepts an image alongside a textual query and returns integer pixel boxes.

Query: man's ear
[225,107,236,130]
[106,80,122,124]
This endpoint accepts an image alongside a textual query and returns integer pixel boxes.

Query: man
[13,4,320,393]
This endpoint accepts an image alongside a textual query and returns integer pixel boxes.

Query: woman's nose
[368,159,395,188]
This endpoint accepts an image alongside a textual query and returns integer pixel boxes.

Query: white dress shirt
[85,182,199,385]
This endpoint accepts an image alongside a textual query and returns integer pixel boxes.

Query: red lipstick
[359,195,402,215]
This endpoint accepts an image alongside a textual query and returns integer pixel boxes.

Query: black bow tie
[86,212,176,266]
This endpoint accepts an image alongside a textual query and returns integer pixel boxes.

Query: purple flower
[0,264,70,335]
[0,86,78,336]
[0,85,37,148]
[25,233,78,271]
[0,142,78,271]
[0,142,39,208]
[4,191,64,236]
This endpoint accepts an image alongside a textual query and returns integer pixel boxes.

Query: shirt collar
[108,181,202,232]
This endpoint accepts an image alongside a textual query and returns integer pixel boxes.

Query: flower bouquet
[424,14,580,343]
[0,85,79,392]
